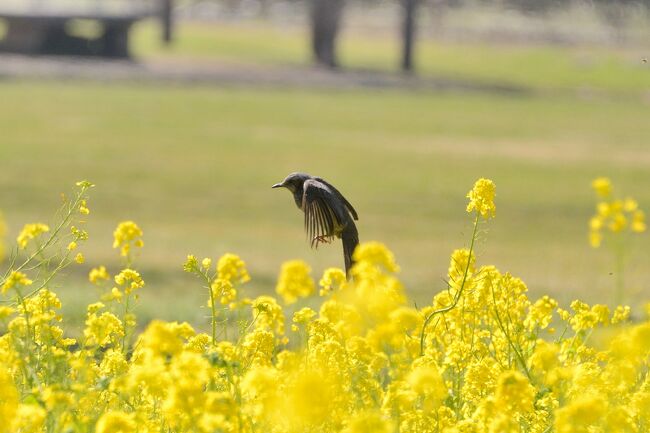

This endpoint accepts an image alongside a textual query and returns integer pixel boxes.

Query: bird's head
[272,172,311,193]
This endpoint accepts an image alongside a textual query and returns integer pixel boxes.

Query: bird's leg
[312,235,332,249]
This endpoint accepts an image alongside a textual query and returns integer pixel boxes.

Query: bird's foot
[312,235,332,249]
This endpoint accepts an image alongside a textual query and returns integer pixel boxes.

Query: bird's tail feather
[342,223,359,278]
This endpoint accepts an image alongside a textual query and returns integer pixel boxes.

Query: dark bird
[272,173,359,276]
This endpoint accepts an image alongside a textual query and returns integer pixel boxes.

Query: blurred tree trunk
[401,0,419,72]
[600,4,628,44]
[310,0,344,68]
[161,0,174,45]
[258,0,271,18]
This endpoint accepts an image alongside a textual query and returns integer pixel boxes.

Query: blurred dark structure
[0,0,174,57]
[309,0,419,71]
[401,0,419,72]
[305,0,650,71]
[161,0,174,43]
[589,0,650,42]
[310,0,344,67]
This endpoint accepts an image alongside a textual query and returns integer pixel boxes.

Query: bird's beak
[272,182,284,189]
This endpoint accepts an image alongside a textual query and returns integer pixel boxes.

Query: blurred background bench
[0,0,173,57]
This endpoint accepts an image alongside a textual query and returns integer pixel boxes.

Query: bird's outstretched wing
[314,177,358,221]
[302,179,342,248]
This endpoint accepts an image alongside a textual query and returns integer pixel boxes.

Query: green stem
[614,244,625,305]
[14,247,73,304]
[209,282,217,346]
[14,286,38,388]
[122,293,130,353]
[0,187,86,288]
[420,214,480,356]
[491,288,533,381]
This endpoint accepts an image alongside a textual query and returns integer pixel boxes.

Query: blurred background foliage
[0,0,648,333]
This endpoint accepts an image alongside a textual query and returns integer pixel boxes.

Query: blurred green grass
[132,20,650,94]
[1,20,650,332]
[1,80,649,333]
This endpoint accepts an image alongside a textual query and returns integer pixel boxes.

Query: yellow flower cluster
[0,178,647,433]
[184,252,251,345]
[319,267,347,296]
[466,178,496,219]
[89,265,110,284]
[114,268,145,295]
[589,177,646,248]
[16,222,50,249]
[217,253,251,285]
[113,221,144,257]
[1,270,32,294]
[275,260,315,304]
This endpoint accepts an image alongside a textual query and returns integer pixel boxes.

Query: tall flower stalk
[184,253,249,345]
[588,177,646,304]
[420,178,496,355]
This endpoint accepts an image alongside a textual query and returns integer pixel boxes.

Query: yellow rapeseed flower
[275,260,315,304]
[217,253,250,285]
[352,241,400,274]
[554,395,606,433]
[342,411,394,433]
[240,365,279,414]
[494,370,535,414]
[89,265,110,284]
[14,404,46,433]
[95,411,136,433]
[74,253,84,264]
[114,268,145,294]
[525,295,558,331]
[210,278,236,305]
[466,178,496,219]
[138,320,194,358]
[632,210,646,233]
[0,367,19,432]
[319,267,347,296]
[408,364,447,405]
[251,295,286,337]
[0,306,14,319]
[16,223,50,249]
[592,177,612,198]
[75,180,95,188]
[530,340,560,374]
[1,270,32,294]
[611,305,631,324]
[84,310,124,347]
[569,300,605,331]
[1,179,649,433]
[589,230,602,248]
[183,254,199,273]
[79,199,90,215]
[291,307,316,331]
[284,370,335,426]
[588,178,646,248]
[112,221,143,257]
